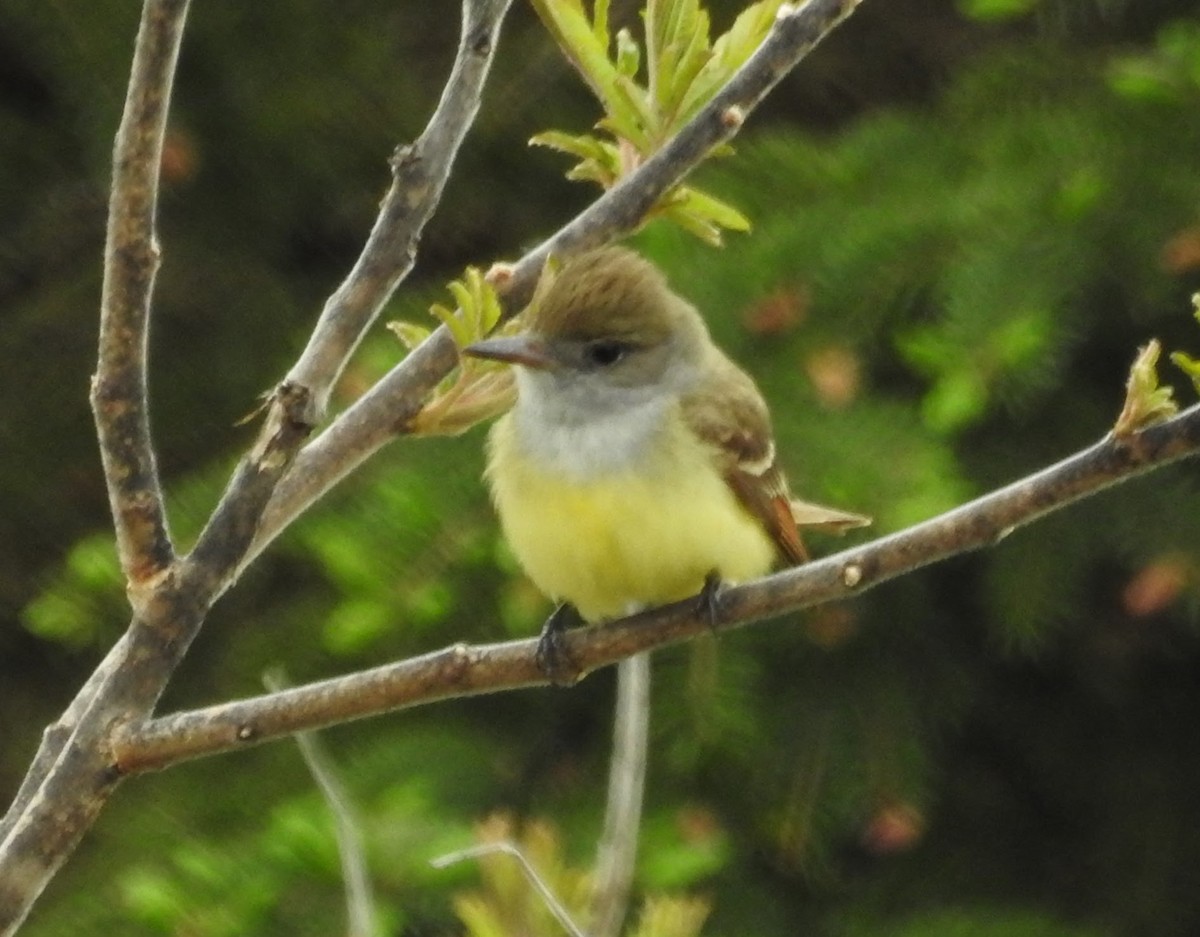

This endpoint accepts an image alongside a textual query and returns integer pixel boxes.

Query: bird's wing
[681,356,809,566]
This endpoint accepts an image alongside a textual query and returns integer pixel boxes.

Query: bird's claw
[536,603,583,686]
[696,571,724,630]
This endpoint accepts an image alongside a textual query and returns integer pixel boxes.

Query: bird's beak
[462,334,557,370]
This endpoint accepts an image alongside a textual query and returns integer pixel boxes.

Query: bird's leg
[696,571,725,630]
[537,602,584,685]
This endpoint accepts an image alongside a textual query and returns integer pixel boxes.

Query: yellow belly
[486,414,776,621]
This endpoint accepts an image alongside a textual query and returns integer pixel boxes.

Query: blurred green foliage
[5,1,1200,936]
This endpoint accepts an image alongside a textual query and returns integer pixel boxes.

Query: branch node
[125,562,175,614]
[389,143,419,174]
[446,641,480,681]
[275,379,316,428]
[236,724,256,742]
[249,381,314,469]
[485,261,517,289]
[841,562,863,588]
[720,105,746,130]
[470,30,493,56]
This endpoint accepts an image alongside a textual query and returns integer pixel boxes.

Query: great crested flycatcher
[464,247,866,666]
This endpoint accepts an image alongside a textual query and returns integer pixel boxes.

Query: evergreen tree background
[3,0,1200,934]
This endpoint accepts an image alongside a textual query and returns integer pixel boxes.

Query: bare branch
[287,0,515,419]
[114,403,1200,773]
[588,654,652,937]
[89,0,191,589]
[244,0,864,569]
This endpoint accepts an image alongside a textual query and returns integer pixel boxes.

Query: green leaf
[435,293,473,348]
[527,0,621,112]
[646,0,712,126]
[528,0,654,148]
[528,128,611,161]
[530,0,765,239]
[1170,295,1200,393]
[713,0,783,66]
[424,268,504,350]
[476,270,503,334]
[609,76,658,148]
[386,320,431,352]
[464,267,490,334]
[531,130,622,186]
[1114,340,1178,436]
[592,0,610,50]
[565,159,619,186]
[664,18,714,128]
[615,26,641,78]
[677,0,783,122]
[1169,350,1200,394]
[675,185,752,232]
[662,201,724,246]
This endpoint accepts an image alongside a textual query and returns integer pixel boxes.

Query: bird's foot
[696,571,725,630]
[536,603,583,686]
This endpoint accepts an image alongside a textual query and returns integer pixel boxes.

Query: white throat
[510,369,676,481]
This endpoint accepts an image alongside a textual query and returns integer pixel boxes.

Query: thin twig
[265,671,378,937]
[244,0,864,570]
[431,842,588,937]
[588,653,652,937]
[181,0,514,610]
[286,0,514,418]
[90,0,190,591]
[113,403,1200,773]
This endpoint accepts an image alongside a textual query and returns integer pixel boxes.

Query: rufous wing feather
[681,354,809,566]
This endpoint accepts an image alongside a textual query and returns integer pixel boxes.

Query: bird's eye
[583,339,629,367]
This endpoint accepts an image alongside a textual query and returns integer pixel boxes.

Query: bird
[463,246,866,674]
